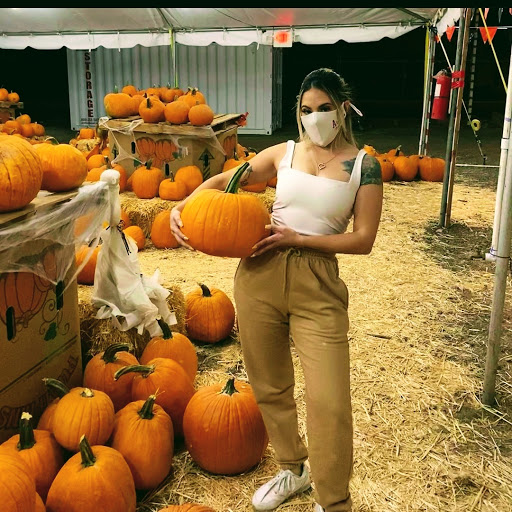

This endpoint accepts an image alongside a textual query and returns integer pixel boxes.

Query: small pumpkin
[0,88,8,101]
[110,395,174,490]
[131,160,163,199]
[104,92,134,119]
[16,114,31,125]
[184,87,206,105]
[386,145,402,163]
[123,225,146,250]
[185,283,236,343]
[164,101,190,124]
[0,445,36,512]
[162,87,184,103]
[45,435,136,512]
[393,155,418,182]
[363,144,379,157]
[7,91,20,103]
[83,343,140,412]
[140,319,198,381]
[114,358,195,437]
[188,104,214,126]
[159,174,187,201]
[419,156,445,182]
[183,377,268,475]
[121,84,138,96]
[1,412,64,502]
[35,143,88,192]
[20,124,35,138]
[180,163,270,258]
[75,245,101,285]
[87,153,106,171]
[2,119,22,135]
[174,165,203,196]
[131,94,145,115]
[150,210,180,249]
[45,378,115,452]
[377,156,394,182]
[139,98,166,123]
[37,378,70,433]
[78,127,96,139]
[31,123,45,137]
[222,153,244,172]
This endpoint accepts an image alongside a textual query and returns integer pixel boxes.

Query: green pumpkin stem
[17,412,36,450]
[157,318,173,339]
[220,377,239,396]
[138,395,157,420]
[43,378,70,398]
[224,162,250,195]
[101,343,132,364]
[114,85,119,94]
[146,98,151,109]
[146,160,153,170]
[79,435,96,468]
[114,364,156,381]
[198,283,212,297]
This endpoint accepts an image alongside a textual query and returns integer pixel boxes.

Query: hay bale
[78,282,186,363]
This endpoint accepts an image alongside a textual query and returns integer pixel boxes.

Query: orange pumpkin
[34,493,45,512]
[0,135,43,212]
[174,165,203,196]
[31,123,45,137]
[162,87,184,103]
[363,144,379,157]
[2,119,22,134]
[78,127,96,139]
[7,91,20,103]
[393,155,418,182]
[110,395,174,490]
[20,123,35,138]
[150,210,180,249]
[188,104,214,126]
[46,379,115,452]
[139,98,165,123]
[184,87,206,104]
[419,156,445,182]
[131,161,164,199]
[183,377,268,475]
[164,101,190,124]
[241,180,267,193]
[75,245,101,285]
[87,153,106,171]
[159,176,187,201]
[121,84,138,96]
[377,156,394,182]
[1,412,64,502]
[45,435,136,512]
[114,358,195,437]
[83,343,139,412]
[16,114,31,125]
[35,143,88,192]
[104,92,133,119]
[0,88,8,101]
[386,145,402,163]
[180,163,270,258]
[123,225,146,250]
[222,154,244,172]
[140,320,197,381]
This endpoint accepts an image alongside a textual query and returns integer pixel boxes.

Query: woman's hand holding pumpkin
[251,224,304,257]
[170,206,195,251]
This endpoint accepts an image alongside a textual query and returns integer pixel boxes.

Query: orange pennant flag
[480,26,498,44]
[446,25,456,42]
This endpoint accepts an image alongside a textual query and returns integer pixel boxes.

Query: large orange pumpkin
[35,143,88,192]
[393,155,418,182]
[0,136,43,212]
[185,283,235,344]
[46,435,136,512]
[150,210,180,249]
[104,92,134,119]
[1,412,64,502]
[114,358,195,437]
[183,377,268,475]
[419,156,445,182]
[46,378,115,452]
[110,395,174,490]
[0,445,37,512]
[180,163,270,258]
[83,343,139,412]
[140,320,197,381]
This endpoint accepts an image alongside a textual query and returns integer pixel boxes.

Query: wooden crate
[0,101,24,123]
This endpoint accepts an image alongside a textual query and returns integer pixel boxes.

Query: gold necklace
[309,147,340,171]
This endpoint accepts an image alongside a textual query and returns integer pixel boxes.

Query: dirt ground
[78,117,512,511]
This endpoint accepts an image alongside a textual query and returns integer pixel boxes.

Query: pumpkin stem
[146,160,152,169]
[79,435,97,468]
[43,378,70,398]
[114,364,156,381]
[198,283,212,297]
[224,162,250,195]
[101,343,132,364]
[220,377,239,396]
[80,388,95,398]
[114,85,119,94]
[146,98,151,109]
[157,318,173,340]
[17,412,36,450]
[138,395,157,420]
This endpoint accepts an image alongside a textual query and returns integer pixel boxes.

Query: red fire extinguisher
[431,70,451,120]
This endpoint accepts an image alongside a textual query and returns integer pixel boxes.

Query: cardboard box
[103,113,241,180]
[0,195,82,443]
[0,100,24,124]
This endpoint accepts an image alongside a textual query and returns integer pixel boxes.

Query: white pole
[419,27,436,155]
[482,46,512,404]
[487,45,512,261]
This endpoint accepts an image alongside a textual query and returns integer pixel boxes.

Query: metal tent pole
[440,8,472,227]
[483,49,512,403]
[419,26,436,156]
[466,11,479,121]
[487,46,512,261]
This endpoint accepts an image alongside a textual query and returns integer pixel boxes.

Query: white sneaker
[252,464,311,511]
[313,504,324,512]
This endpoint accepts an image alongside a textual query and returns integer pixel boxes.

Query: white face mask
[300,109,342,147]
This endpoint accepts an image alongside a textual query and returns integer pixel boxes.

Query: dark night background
[0,9,510,131]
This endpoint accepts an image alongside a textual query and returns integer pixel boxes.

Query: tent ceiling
[0,7,460,50]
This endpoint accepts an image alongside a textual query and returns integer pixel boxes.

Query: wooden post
[418,26,436,156]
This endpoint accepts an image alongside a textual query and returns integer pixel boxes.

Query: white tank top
[271,140,365,236]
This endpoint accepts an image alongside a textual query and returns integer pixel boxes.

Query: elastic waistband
[276,246,336,261]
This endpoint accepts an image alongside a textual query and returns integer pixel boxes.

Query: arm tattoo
[361,154,383,186]
[239,164,253,187]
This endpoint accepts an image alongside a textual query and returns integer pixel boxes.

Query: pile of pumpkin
[0,113,46,142]
[0,87,20,103]
[69,127,109,160]
[104,84,215,127]
[365,144,445,182]
[0,283,267,512]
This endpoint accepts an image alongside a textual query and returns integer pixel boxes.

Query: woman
[171,68,383,512]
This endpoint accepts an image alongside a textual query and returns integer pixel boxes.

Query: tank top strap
[351,148,366,186]
[278,140,296,170]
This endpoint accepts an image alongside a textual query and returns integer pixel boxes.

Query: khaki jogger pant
[233,247,353,512]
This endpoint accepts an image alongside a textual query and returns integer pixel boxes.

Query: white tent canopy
[0,7,461,49]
